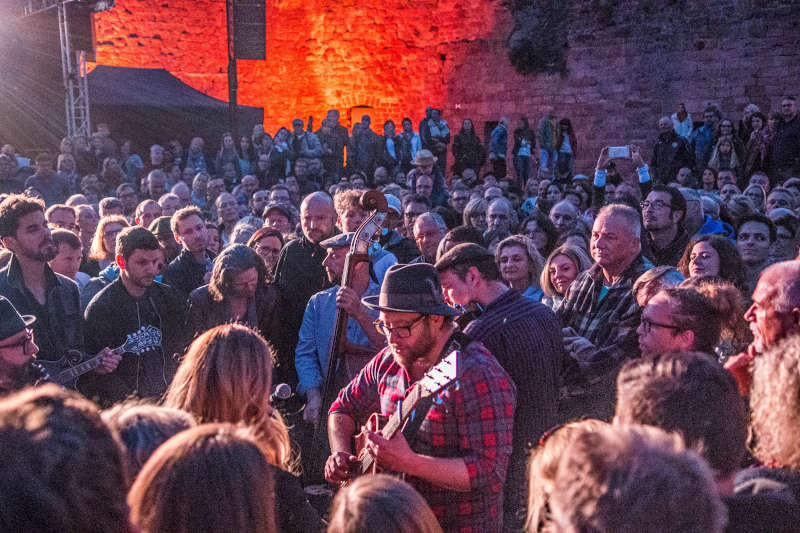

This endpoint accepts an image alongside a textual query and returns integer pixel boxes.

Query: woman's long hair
[677,234,747,292]
[128,423,277,533]
[208,244,270,302]
[164,324,295,472]
[556,118,577,154]
[495,234,544,289]
[89,215,130,261]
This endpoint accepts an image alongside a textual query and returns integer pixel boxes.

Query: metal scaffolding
[57,1,91,138]
[18,0,111,138]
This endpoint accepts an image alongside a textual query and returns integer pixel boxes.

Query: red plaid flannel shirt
[330,340,516,533]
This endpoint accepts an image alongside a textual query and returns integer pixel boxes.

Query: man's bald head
[746,260,800,351]
[300,192,336,244]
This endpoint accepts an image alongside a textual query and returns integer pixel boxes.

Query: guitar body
[352,413,390,479]
[38,350,84,389]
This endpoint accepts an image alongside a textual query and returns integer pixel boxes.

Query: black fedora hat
[0,296,35,342]
[362,263,460,316]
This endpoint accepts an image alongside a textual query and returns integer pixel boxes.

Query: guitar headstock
[418,350,461,398]
[121,326,163,354]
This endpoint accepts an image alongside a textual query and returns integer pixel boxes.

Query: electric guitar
[347,348,463,484]
[39,326,162,389]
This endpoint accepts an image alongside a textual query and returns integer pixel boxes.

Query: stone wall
[92,0,800,174]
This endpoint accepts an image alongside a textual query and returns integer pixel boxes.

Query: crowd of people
[0,95,799,532]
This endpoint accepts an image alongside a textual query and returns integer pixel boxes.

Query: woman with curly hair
[677,234,747,293]
[679,277,752,362]
[495,234,546,301]
[185,244,279,339]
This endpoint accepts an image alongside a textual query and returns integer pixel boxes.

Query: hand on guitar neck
[93,346,122,374]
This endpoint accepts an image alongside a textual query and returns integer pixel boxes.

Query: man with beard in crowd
[273,192,337,386]
[162,207,213,301]
[83,227,186,406]
[0,195,114,374]
[0,296,46,393]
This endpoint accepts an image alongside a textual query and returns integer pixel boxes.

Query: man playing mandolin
[325,263,516,533]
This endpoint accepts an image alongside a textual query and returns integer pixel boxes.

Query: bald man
[273,192,338,385]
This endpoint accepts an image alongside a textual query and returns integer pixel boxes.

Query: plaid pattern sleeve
[452,342,516,493]
[330,340,516,533]
[556,257,646,383]
[329,347,396,426]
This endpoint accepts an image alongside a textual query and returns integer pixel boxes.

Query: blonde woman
[539,244,592,310]
[164,323,293,471]
[164,325,322,532]
[495,234,545,301]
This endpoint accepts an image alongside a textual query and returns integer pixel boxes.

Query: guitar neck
[54,345,125,384]
[359,384,423,475]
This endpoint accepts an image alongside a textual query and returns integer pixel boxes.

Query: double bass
[311,190,389,451]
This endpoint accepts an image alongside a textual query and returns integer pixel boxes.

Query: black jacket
[652,130,694,184]
[82,278,187,406]
[0,255,84,362]
[162,248,214,301]
[272,235,331,386]
[186,283,279,342]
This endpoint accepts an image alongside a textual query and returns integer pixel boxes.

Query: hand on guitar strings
[94,347,122,375]
[324,451,359,484]
[363,428,415,473]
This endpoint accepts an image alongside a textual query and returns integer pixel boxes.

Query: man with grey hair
[551,424,726,533]
[557,203,648,420]
[652,116,693,184]
[145,169,167,201]
[486,196,514,234]
[677,187,704,236]
[726,260,800,397]
[412,212,447,264]
[549,199,579,237]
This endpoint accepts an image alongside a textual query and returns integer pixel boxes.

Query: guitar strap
[401,330,471,447]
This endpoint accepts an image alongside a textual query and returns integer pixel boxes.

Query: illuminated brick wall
[93,0,800,174]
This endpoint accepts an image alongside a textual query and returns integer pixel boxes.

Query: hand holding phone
[608,146,631,159]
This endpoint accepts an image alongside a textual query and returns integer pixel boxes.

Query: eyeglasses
[374,315,426,338]
[0,328,36,355]
[254,243,281,257]
[640,317,683,333]
[640,200,670,211]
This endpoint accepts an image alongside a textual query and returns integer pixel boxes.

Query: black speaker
[66,2,96,61]
[233,0,266,60]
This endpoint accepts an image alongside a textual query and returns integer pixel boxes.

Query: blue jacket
[490,123,507,158]
[697,214,735,241]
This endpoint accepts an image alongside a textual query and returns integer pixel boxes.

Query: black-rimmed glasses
[374,316,426,338]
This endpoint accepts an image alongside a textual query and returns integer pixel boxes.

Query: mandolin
[39,326,162,389]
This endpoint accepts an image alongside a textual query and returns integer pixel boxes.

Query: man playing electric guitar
[325,263,516,533]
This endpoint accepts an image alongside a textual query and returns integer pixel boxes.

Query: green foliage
[506,0,570,75]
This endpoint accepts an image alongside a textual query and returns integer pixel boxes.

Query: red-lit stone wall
[92,0,800,174]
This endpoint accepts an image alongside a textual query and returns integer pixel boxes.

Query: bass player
[324,263,516,533]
